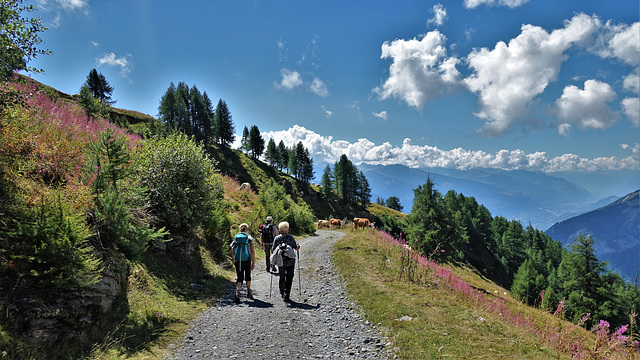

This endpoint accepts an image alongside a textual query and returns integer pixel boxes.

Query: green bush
[88,130,166,259]
[3,189,100,288]
[132,133,225,233]
[258,179,315,235]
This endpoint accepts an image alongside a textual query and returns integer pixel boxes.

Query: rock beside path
[165,230,394,359]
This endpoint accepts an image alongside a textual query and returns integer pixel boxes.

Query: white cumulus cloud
[261,125,639,172]
[428,4,447,27]
[96,52,132,77]
[622,97,640,126]
[598,22,640,66]
[464,13,601,136]
[374,30,461,110]
[555,79,618,135]
[275,68,303,90]
[464,0,530,9]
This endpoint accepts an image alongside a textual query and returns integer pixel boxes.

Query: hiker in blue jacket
[229,223,255,303]
[271,221,299,303]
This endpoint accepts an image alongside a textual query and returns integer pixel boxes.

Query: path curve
[164,230,393,359]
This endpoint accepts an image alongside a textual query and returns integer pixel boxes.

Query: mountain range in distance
[317,163,639,232]
[546,190,640,281]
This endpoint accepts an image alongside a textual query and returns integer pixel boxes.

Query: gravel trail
[165,230,393,359]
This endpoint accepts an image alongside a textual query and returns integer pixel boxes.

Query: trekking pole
[269,267,273,298]
[297,249,301,297]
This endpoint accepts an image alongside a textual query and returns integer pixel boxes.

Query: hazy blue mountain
[545,191,640,281]
[551,170,640,198]
[313,162,638,231]
[357,164,596,229]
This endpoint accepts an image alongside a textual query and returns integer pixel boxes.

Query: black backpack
[262,223,275,244]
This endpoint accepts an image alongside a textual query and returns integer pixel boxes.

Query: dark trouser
[279,265,295,298]
[263,243,273,270]
[234,260,252,284]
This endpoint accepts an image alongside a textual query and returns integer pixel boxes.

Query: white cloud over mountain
[262,125,639,172]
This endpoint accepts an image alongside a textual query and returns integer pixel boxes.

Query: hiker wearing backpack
[260,215,279,273]
[271,221,299,303]
[229,223,256,303]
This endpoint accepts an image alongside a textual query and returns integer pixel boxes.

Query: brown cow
[330,218,342,229]
[317,220,330,229]
[353,217,370,230]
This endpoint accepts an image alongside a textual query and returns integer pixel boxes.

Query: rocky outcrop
[0,249,129,343]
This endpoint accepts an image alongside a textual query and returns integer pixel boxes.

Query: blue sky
[27,0,639,173]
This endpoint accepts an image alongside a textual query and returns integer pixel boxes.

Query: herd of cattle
[316,217,374,230]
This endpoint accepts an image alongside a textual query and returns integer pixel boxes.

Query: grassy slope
[332,229,586,359]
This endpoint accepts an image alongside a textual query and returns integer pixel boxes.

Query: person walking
[260,215,279,273]
[229,223,255,303]
[271,221,299,303]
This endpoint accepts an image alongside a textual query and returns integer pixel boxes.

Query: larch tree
[249,124,265,159]
[84,68,115,105]
[385,196,403,212]
[265,138,280,167]
[321,165,334,200]
[240,126,250,154]
[213,99,234,148]
[277,140,289,171]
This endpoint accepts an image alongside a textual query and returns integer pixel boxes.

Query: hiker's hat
[266,216,273,221]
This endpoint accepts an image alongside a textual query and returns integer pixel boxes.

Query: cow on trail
[353,217,370,230]
[317,220,330,229]
[330,218,342,229]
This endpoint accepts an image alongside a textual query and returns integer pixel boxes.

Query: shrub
[87,130,167,259]
[258,179,315,234]
[132,133,225,233]
[3,186,100,288]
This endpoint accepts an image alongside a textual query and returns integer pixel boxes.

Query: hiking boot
[234,291,240,303]
[283,295,291,303]
[247,289,253,299]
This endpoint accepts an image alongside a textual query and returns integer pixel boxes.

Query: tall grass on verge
[375,230,640,359]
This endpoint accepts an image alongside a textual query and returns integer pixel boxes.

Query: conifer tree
[277,140,289,171]
[202,91,214,143]
[175,82,191,134]
[356,171,371,207]
[214,99,234,148]
[240,126,250,154]
[333,154,358,203]
[249,125,265,159]
[84,68,115,105]
[189,85,208,142]
[321,165,334,199]
[288,145,298,177]
[158,82,177,128]
[265,138,280,166]
[300,146,314,183]
[385,196,403,211]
